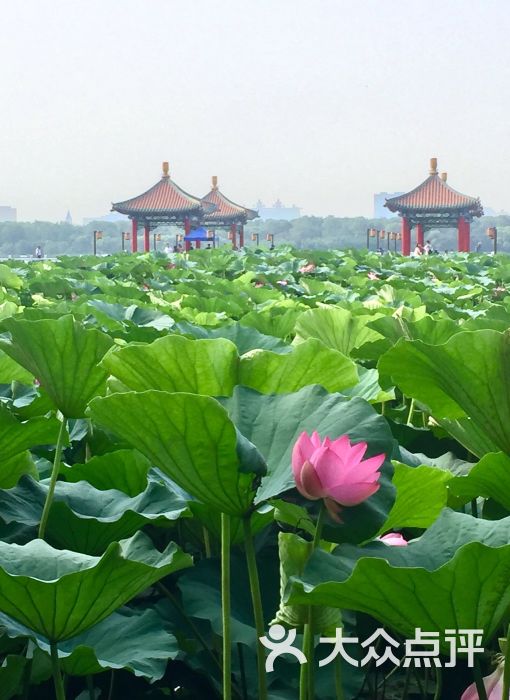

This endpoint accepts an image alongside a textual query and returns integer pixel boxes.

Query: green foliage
[0,247,509,698]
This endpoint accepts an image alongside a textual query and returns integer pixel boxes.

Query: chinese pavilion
[201,176,258,248]
[111,162,214,252]
[385,158,483,255]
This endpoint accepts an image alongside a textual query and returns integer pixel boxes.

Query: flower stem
[221,512,232,700]
[299,504,327,700]
[473,658,488,700]
[50,641,66,700]
[502,623,510,700]
[299,623,312,700]
[39,417,67,540]
[334,653,345,700]
[312,505,327,548]
[242,515,267,700]
[432,666,442,700]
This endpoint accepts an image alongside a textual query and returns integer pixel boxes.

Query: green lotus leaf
[240,306,302,339]
[376,462,451,535]
[378,330,510,456]
[62,449,151,496]
[0,654,28,700]
[174,319,291,353]
[340,366,394,403]
[88,391,265,516]
[0,452,38,489]
[206,323,291,355]
[0,476,189,555]
[448,452,510,510]
[0,315,114,418]
[239,339,358,394]
[295,306,383,356]
[0,404,62,466]
[176,551,280,647]
[102,335,238,396]
[0,265,22,290]
[0,350,33,384]
[289,510,510,650]
[0,532,191,641]
[0,608,178,682]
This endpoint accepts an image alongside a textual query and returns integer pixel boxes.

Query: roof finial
[441,172,447,182]
[212,175,218,190]
[162,161,169,177]
[429,157,438,175]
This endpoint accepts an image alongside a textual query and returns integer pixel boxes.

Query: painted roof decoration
[385,159,483,217]
[112,162,204,216]
[201,176,258,223]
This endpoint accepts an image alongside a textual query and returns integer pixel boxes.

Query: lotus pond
[0,246,509,699]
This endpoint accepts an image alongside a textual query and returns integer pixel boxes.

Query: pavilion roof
[201,177,258,223]
[112,163,204,217]
[385,159,483,217]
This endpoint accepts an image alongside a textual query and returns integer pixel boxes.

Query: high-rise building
[0,206,17,222]
[373,193,404,218]
[65,210,73,224]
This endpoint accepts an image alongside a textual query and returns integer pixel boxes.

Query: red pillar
[196,240,201,249]
[401,217,411,256]
[416,223,424,247]
[144,224,150,253]
[458,216,470,252]
[239,224,244,247]
[464,219,470,252]
[230,223,237,249]
[131,218,138,253]
[184,217,191,252]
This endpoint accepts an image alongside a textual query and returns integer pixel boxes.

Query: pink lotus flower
[277,279,288,286]
[292,432,384,521]
[461,663,504,699]
[378,533,408,546]
[298,263,316,274]
[367,272,380,280]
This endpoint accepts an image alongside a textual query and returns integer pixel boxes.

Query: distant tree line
[246,215,510,253]
[0,215,509,257]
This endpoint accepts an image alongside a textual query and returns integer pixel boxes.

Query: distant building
[83,212,129,225]
[65,210,72,225]
[374,192,404,219]
[0,206,17,222]
[254,198,301,221]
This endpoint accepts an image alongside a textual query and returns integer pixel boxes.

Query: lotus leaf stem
[221,512,232,700]
[50,641,66,700]
[242,514,267,700]
[39,417,67,540]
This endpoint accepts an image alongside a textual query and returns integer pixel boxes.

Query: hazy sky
[1,0,509,222]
